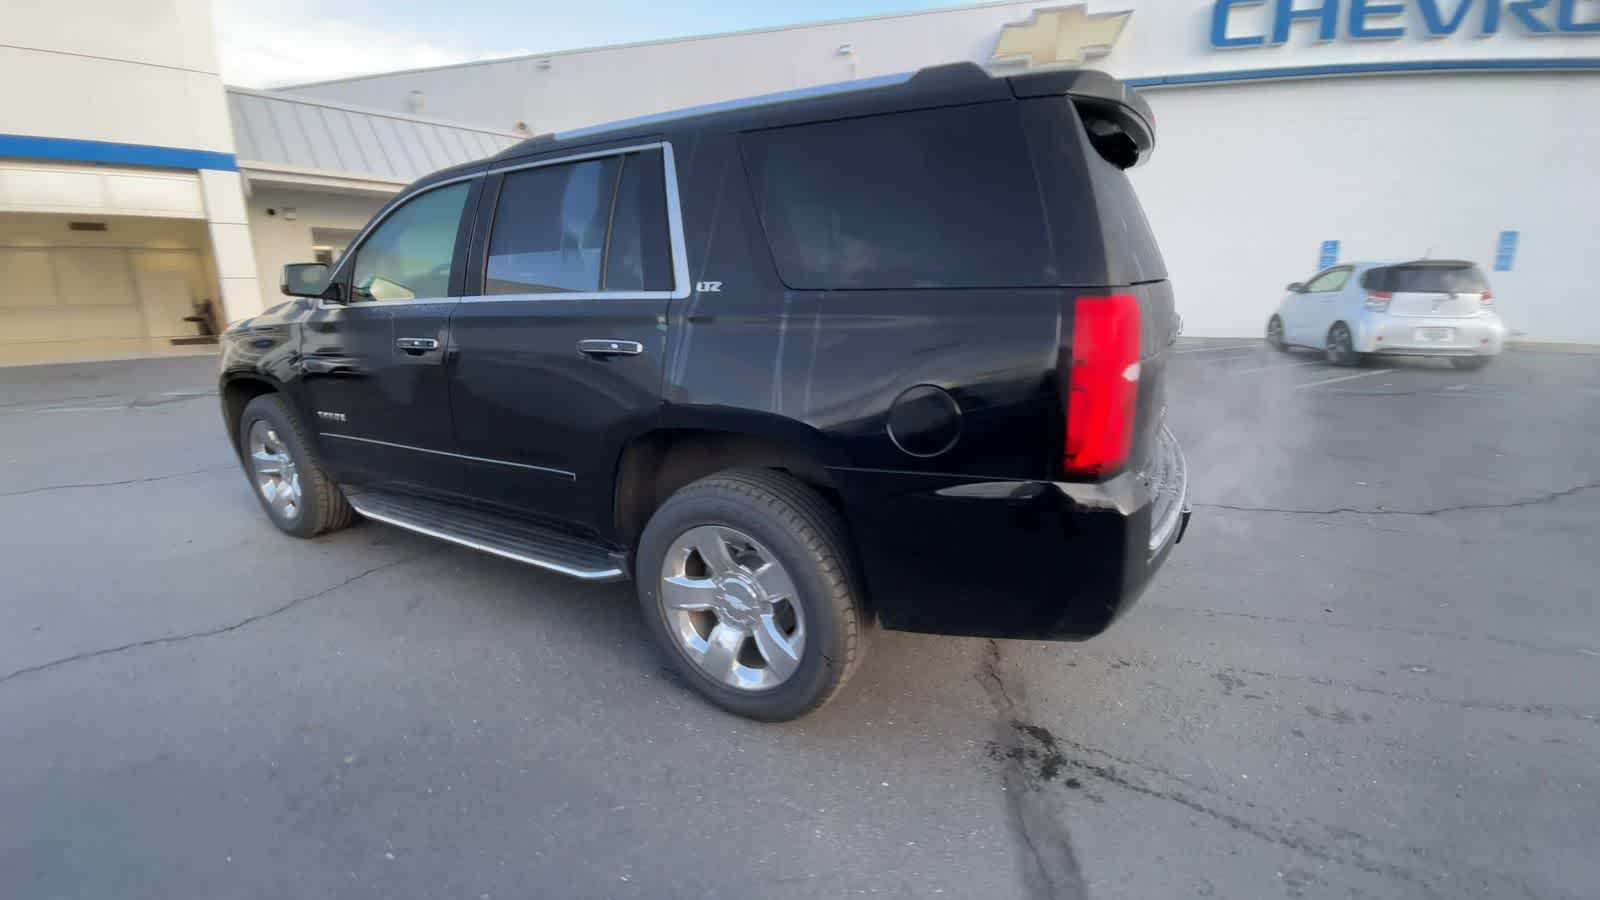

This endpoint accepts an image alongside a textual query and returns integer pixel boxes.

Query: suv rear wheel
[635,469,865,720]
[237,394,357,538]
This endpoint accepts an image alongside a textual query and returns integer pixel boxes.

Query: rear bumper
[1352,313,1506,356]
[831,427,1189,641]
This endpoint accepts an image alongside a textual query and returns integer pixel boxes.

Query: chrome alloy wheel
[248,419,302,521]
[659,525,805,691]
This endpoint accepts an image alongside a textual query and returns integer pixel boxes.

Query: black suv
[219,63,1189,720]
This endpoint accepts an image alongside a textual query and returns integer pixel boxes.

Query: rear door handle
[395,337,439,352]
[577,339,643,357]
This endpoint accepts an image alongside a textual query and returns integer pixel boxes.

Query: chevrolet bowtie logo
[992,5,1132,67]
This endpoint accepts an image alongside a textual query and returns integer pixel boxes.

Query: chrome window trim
[312,141,691,312]
[475,141,691,302]
[460,291,673,304]
[322,432,577,480]
[317,297,462,310]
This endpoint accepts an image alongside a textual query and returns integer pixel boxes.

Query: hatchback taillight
[1365,291,1392,311]
[1063,294,1140,478]
[1481,291,1495,308]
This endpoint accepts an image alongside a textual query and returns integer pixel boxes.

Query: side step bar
[345,488,627,582]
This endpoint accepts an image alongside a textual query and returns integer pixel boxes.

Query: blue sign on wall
[1319,239,1340,269]
[1494,230,1519,272]
[1210,0,1600,49]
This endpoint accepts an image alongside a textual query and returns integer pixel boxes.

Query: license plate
[1415,327,1455,342]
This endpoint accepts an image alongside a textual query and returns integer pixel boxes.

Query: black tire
[636,469,865,721]
[236,394,358,538]
[1266,315,1288,351]
[1451,356,1492,370]
[1325,322,1365,367]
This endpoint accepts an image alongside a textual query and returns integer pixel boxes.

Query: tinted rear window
[1362,263,1490,294]
[740,103,1056,290]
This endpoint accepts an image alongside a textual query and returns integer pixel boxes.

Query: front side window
[1304,267,1352,293]
[485,151,674,295]
[349,182,471,302]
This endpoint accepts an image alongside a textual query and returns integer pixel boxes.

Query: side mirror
[282,263,332,299]
[1286,282,1305,293]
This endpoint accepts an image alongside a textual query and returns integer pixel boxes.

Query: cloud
[212,0,528,88]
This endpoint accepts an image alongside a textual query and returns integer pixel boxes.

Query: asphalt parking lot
[3,343,1598,900]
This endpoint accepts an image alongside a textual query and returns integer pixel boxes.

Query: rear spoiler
[1007,69,1155,169]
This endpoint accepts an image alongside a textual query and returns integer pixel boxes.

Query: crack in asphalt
[1193,479,1600,518]
[1061,734,1544,900]
[0,388,216,416]
[0,464,234,498]
[976,639,1087,900]
[1053,744,1436,891]
[978,653,1546,899]
[0,553,428,687]
[1223,664,1599,723]
[1164,604,1598,661]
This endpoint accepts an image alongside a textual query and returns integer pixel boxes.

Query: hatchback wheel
[1266,315,1287,351]
[636,469,865,721]
[1325,322,1364,367]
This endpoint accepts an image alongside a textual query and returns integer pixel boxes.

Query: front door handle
[395,337,440,352]
[577,339,643,357]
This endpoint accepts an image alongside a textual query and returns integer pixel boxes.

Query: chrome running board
[345,488,627,582]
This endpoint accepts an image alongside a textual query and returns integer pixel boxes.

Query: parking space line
[1293,368,1394,391]
[1171,343,1259,355]
[1193,352,1265,363]
[1224,360,1322,375]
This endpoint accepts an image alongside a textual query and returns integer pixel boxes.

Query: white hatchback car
[1266,260,1506,369]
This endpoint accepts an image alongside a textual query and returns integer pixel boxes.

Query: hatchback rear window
[740,103,1056,290]
[1362,263,1490,294]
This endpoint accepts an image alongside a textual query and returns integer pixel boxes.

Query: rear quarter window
[739,103,1057,290]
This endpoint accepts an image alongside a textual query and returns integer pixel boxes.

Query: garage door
[0,242,212,357]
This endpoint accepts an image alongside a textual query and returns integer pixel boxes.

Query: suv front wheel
[237,393,358,538]
[636,469,865,720]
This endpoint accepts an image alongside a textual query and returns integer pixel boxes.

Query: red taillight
[1063,293,1140,478]
[1365,290,1392,311]
[1481,291,1495,308]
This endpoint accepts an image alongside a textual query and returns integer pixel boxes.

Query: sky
[213,0,978,88]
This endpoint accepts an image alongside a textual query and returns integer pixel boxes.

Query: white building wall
[0,0,233,154]
[1135,72,1600,343]
[245,187,387,310]
[280,0,1600,135]
[0,161,206,219]
[0,0,262,327]
[283,0,1600,343]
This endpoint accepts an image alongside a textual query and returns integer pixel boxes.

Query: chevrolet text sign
[1211,0,1600,47]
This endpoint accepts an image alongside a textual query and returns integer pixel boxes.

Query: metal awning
[226,87,522,192]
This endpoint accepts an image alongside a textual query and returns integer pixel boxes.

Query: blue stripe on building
[0,134,237,171]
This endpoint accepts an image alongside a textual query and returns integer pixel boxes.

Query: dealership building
[2,0,1596,364]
